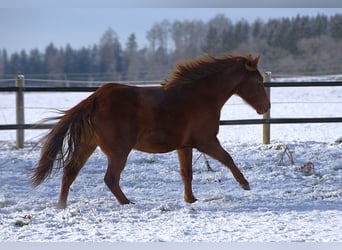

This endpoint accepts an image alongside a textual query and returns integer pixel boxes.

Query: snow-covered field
[0,77,341,242]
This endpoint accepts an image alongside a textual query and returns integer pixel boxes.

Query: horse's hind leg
[57,142,97,209]
[197,138,250,190]
[177,148,197,203]
[104,150,132,205]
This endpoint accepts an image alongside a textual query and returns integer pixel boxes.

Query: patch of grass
[14,214,32,227]
[15,220,29,227]
[273,144,285,150]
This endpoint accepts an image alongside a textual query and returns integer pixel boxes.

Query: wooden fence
[1,74,342,148]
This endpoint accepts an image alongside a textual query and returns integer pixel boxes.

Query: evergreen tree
[28,48,44,75]
[44,43,63,78]
[0,50,5,78]
[233,19,250,47]
[202,26,221,55]
[312,14,328,37]
[8,52,21,75]
[124,33,140,81]
[77,47,92,77]
[63,44,76,74]
[329,14,342,39]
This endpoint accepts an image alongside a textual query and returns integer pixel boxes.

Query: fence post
[16,75,25,149]
[262,72,271,144]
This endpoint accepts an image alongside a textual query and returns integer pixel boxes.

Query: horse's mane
[163,54,254,89]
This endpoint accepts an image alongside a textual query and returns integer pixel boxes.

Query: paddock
[0,75,341,241]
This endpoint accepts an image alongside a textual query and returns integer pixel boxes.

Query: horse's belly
[134,130,180,153]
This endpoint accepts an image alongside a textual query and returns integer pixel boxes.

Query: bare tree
[99,28,123,80]
[146,20,172,80]
[171,20,206,61]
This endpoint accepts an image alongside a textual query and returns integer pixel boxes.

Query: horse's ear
[246,54,253,60]
[254,55,260,65]
[245,55,260,71]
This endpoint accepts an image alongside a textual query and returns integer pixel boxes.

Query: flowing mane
[163,54,253,89]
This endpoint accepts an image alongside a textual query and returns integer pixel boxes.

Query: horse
[31,54,270,209]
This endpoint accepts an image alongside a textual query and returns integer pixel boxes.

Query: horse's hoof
[119,200,135,205]
[185,198,198,204]
[240,183,251,190]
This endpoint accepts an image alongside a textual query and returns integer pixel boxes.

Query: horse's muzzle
[257,102,271,115]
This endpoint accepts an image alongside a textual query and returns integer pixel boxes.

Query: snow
[0,77,341,242]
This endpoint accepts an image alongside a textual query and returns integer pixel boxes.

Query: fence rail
[1,117,340,130]
[2,81,342,92]
[1,74,342,148]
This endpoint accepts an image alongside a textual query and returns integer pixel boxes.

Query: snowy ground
[0,77,341,242]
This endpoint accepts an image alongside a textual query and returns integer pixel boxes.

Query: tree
[124,33,140,81]
[99,28,123,80]
[207,14,233,36]
[63,44,76,74]
[44,43,63,78]
[146,20,172,79]
[233,19,250,48]
[312,14,328,37]
[297,36,342,74]
[329,14,342,39]
[251,18,264,40]
[206,14,235,53]
[221,26,235,52]
[202,26,221,55]
[171,20,206,61]
[77,47,92,77]
[147,20,171,54]
[0,50,6,78]
[8,52,21,75]
[28,48,44,75]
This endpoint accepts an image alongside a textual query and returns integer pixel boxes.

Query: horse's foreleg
[177,148,197,203]
[197,138,250,190]
[57,143,97,209]
[104,151,132,205]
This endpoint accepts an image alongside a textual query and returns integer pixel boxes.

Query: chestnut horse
[31,54,270,209]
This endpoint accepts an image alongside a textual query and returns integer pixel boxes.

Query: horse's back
[91,83,190,153]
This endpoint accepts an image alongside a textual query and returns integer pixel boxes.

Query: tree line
[0,13,341,84]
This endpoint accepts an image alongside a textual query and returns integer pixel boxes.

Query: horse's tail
[31,95,96,188]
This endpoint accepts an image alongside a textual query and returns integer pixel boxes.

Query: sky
[0,8,341,54]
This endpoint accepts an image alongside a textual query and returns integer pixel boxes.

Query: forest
[0,13,341,83]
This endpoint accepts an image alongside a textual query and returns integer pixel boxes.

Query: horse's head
[234,55,271,115]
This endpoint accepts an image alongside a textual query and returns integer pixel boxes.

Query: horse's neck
[199,70,242,109]
[165,69,243,109]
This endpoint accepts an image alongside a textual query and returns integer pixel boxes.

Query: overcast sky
[0,8,341,54]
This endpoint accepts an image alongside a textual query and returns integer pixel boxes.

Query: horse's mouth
[257,103,271,115]
[257,109,267,115]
